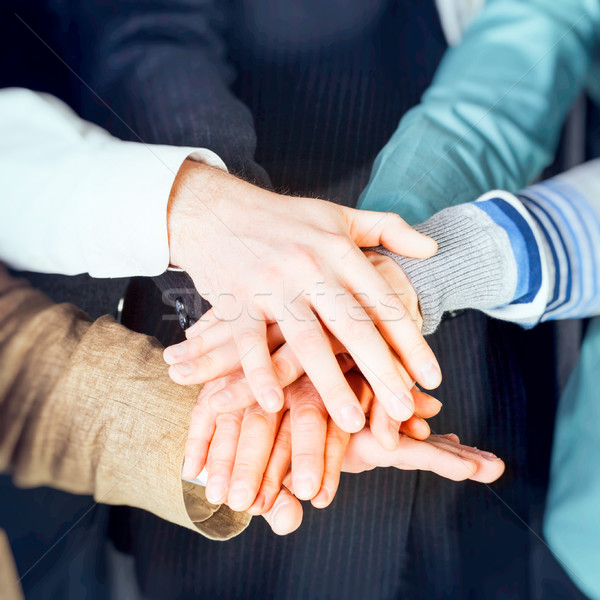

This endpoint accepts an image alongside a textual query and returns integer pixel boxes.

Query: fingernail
[312,487,331,508]
[247,492,266,515]
[419,361,442,388]
[167,342,187,358]
[389,392,414,422]
[337,403,365,432]
[173,362,194,376]
[477,450,502,461]
[270,500,291,535]
[227,485,251,511]
[293,475,318,500]
[205,478,227,504]
[260,388,282,412]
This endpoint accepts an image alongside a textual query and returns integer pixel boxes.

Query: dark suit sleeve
[76,0,270,187]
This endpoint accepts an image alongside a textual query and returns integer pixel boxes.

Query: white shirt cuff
[77,142,227,278]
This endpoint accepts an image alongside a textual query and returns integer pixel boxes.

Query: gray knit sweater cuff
[374,204,518,335]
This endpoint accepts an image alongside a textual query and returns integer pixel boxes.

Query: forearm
[359,0,599,224]
[0,265,249,540]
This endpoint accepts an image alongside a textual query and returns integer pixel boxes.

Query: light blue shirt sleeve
[358,0,600,225]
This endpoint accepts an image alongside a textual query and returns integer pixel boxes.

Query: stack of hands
[163,161,505,535]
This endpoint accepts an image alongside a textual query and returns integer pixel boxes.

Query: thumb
[342,207,438,258]
[261,487,303,535]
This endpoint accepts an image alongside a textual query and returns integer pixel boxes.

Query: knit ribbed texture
[374,203,518,335]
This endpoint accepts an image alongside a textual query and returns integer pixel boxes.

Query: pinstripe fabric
[228,0,446,204]
[402,315,541,599]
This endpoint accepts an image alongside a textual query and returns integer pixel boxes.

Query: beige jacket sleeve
[0,264,250,542]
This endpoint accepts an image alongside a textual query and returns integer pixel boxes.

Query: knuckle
[189,335,203,352]
[287,244,323,278]
[243,411,271,431]
[384,212,405,228]
[198,352,217,373]
[295,376,321,397]
[325,231,355,254]
[261,473,283,491]
[207,457,232,473]
[382,293,409,320]
[292,451,320,465]
[274,427,292,453]
[232,458,261,475]
[190,404,206,421]
[235,327,263,348]
[378,369,407,392]
[292,404,325,429]
[409,338,432,360]
[344,316,372,341]
[296,243,323,267]
[323,380,353,403]
[325,425,347,447]
[262,265,283,284]
[460,462,477,480]
[248,366,277,385]
[293,327,326,354]
[215,412,243,432]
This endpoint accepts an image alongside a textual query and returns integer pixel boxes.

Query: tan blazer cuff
[0,265,249,541]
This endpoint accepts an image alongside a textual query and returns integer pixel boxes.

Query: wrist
[167,159,218,270]
[167,160,284,273]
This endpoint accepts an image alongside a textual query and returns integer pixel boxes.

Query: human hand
[176,321,431,453]
[342,431,505,481]
[183,371,504,536]
[166,160,440,433]
[165,243,431,440]
[258,428,505,536]
[183,362,436,501]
